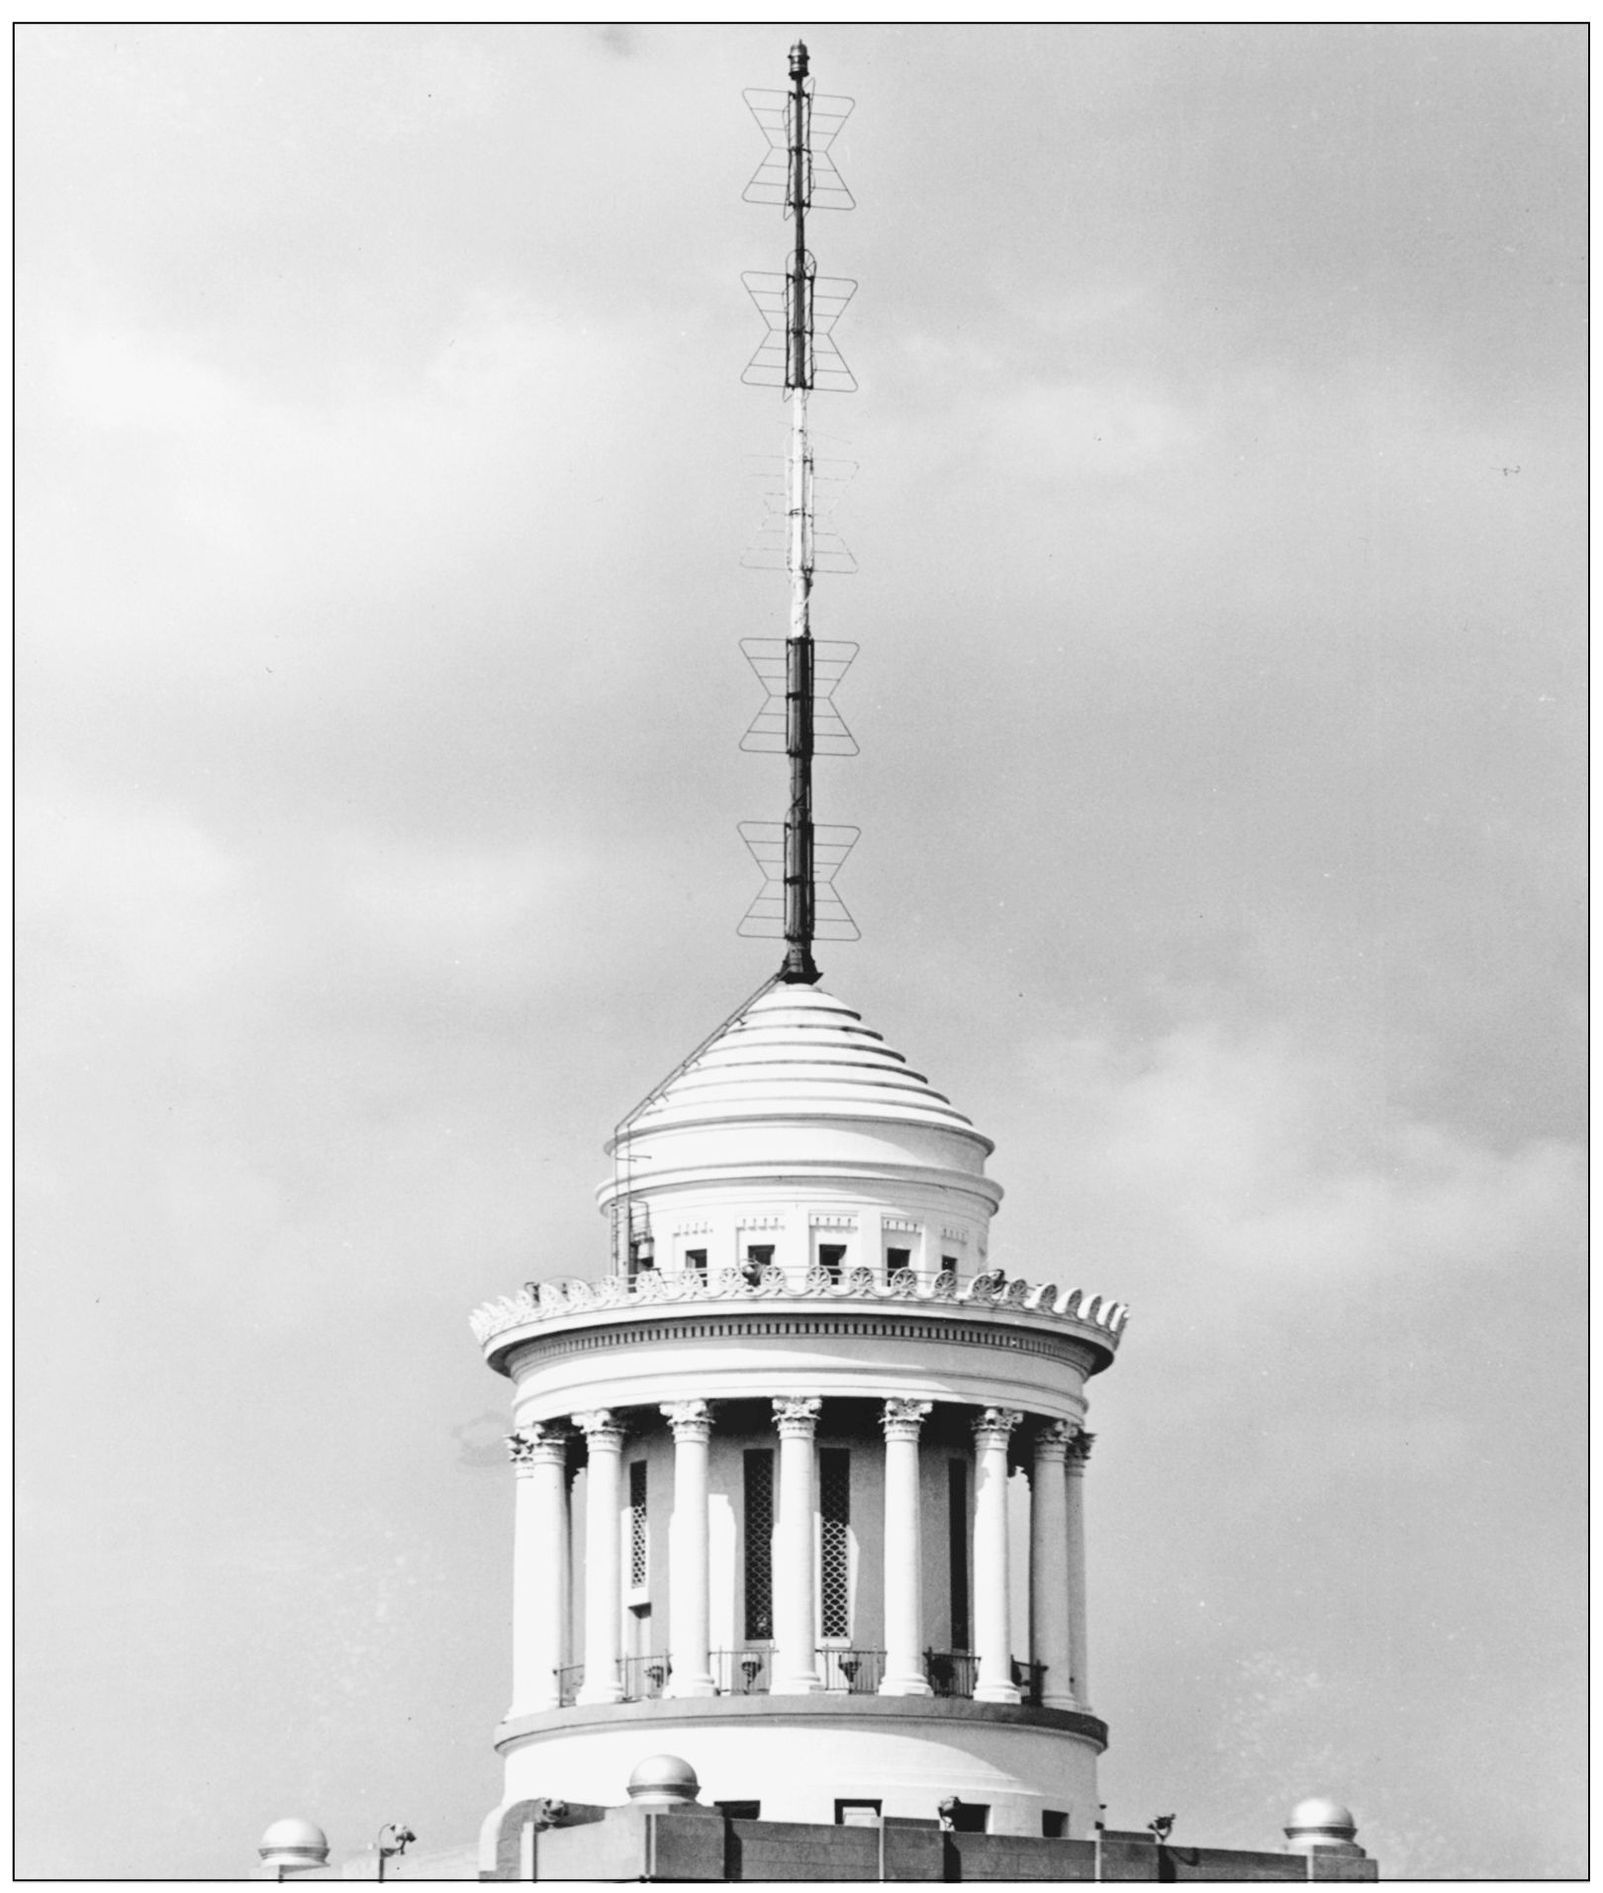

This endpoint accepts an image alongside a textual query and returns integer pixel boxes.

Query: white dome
[611,986,990,1153]
[1287,1798,1356,1834]
[258,1817,329,1866]
[595,982,1003,1278]
[626,1753,700,1803]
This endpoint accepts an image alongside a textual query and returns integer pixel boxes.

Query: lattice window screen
[948,1458,970,1649]
[629,1460,648,1589]
[819,1448,851,1638]
[743,1450,774,1641]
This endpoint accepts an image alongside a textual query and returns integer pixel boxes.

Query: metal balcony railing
[555,1656,671,1705]
[923,1648,977,1697]
[622,1653,672,1700]
[555,1662,583,1707]
[555,1648,1045,1708]
[819,1647,885,1693]
[710,1647,773,1695]
[922,1650,1047,1702]
[1014,1657,1046,1705]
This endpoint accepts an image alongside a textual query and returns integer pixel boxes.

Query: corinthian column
[879,1399,933,1696]
[770,1397,824,1694]
[1030,1421,1075,1709]
[1066,1430,1094,1710]
[661,1400,716,1698]
[574,1410,627,1705]
[507,1424,572,1716]
[971,1407,1022,1703]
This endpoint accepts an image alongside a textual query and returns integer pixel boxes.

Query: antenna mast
[782,39,817,984]
[739,42,858,985]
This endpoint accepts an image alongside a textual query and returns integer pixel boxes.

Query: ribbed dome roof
[615,985,990,1151]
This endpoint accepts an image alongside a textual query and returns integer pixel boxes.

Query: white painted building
[471,981,1129,1843]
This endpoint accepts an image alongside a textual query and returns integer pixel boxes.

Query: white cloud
[1019,1014,1581,1299]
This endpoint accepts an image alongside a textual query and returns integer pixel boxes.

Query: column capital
[1033,1419,1075,1465]
[661,1400,714,1443]
[880,1397,933,1443]
[506,1423,572,1472]
[574,1409,627,1450]
[1067,1429,1096,1469]
[772,1395,823,1438]
[972,1406,1023,1449]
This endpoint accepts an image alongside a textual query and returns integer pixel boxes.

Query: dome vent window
[819,1448,852,1638]
[628,1460,649,1593]
[743,1449,774,1642]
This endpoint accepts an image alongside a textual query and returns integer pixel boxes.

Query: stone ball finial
[257,1817,330,1870]
[626,1754,701,1810]
[1284,1798,1362,1857]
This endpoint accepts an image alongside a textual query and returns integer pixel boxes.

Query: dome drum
[495,1384,1103,1835]
[478,982,1127,1847]
[496,1699,1106,1838]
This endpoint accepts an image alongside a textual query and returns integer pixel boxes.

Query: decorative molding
[573,1409,626,1449]
[880,1397,933,1442]
[972,1406,1023,1449]
[1067,1429,1095,1468]
[1033,1419,1074,1462]
[660,1399,714,1443]
[772,1395,823,1435]
[500,1313,1099,1373]
[469,1269,1131,1348]
[506,1423,572,1471]
[493,1689,1111,1750]
[808,1213,858,1228]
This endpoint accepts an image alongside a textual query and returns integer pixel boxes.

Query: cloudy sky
[16,23,1585,1880]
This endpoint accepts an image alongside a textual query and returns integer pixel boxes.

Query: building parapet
[469,1266,1131,1350]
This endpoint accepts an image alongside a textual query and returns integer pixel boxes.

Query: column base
[664,1678,719,1699]
[770,1674,827,1695]
[973,1682,1022,1705]
[1043,1692,1080,1713]
[575,1684,626,1707]
[878,1676,934,1698]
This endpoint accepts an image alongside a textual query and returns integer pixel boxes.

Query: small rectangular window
[885,1245,910,1279]
[628,1460,648,1590]
[941,1254,958,1270]
[835,1800,882,1827]
[1042,1810,1068,1838]
[685,1247,707,1274]
[743,1449,774,1641]
[948,1459,969,1650]
[717,1802,761,1822]
[745,1243,774,1267]
[949,1802,990,1833]
[819,1242,847,1281]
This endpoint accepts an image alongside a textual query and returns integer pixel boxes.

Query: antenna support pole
[782,38,820,984]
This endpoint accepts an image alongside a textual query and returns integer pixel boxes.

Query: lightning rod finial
[789,40,809,80]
